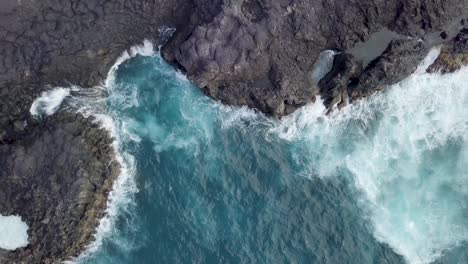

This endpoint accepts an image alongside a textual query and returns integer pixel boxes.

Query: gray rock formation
[0,0,193,263]
[163,0,468,115]
[1,113,119,263]
[429,27,468,73]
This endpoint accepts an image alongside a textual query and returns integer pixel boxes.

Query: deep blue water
[78,53,468,264]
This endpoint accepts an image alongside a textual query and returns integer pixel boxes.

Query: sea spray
[65,40,157,263]
[105,39,156,88]
[311,50,340,84]
[414,46,442,74]
[30,87,71,118]
[83,54,403,264]
[265,56,468,263]
[65,46,467,263]
[236,49,467,263]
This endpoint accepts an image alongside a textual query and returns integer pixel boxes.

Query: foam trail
[73,113,137,260]
[65,40,156,263]
[414,46,441,74]
[268,51,468,263]
[30,87,71,117]
[311,50,339,84]
[269,96,327,141]
[0,214,29,250]
[348,68,468,264]
[105,39,155,88]
[63,39,464,264]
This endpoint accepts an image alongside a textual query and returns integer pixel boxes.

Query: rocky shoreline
[0,0,193,263]
[0,0,467,263]
[1,113,119,263]
[162,0,468,115]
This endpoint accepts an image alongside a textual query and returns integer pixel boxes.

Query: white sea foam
[268,50,468,263]
[65,40,155,263]
[218,105,259,130]
[269,96,327,141]
[75,113,137,259]
[25,45,144,262]
[348,67,468,264]
[105,39,155,88]
[414,46,441,74]
[30,87,71,117]
[0,214,29,250]
[61,41,464,264]
[171,47,467,263]
[311,50,339,84]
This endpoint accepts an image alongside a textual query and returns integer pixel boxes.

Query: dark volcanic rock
[318,53,363,109]
[348,38,429,100]
[164,0,468,116]
[429,27,468,73]
[0,0,195,263]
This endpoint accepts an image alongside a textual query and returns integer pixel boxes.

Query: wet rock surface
[164,0,468,115]
[1,0,468,263]
[429,27,468,73]
[0,0,194,263]
[0,113,119,263]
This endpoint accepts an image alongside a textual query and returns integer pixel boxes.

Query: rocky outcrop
[0,113,119,263]
[429,27,468,73]
[0,0,194,263]
[347,38,429,100]
[164,0,468,116]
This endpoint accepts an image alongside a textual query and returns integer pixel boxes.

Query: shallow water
[77,53,468,264]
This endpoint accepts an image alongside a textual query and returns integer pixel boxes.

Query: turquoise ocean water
[73,49,468,264]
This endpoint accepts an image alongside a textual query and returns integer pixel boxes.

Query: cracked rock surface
[1,113,119,263]
[429,27,468,73]
[164,0,468,115]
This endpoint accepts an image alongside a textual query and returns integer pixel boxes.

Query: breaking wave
[192,48,467,264]
[267,63,468,263]
[57,41,466,264]
[30,87,71,118]
[65,40,158,263]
